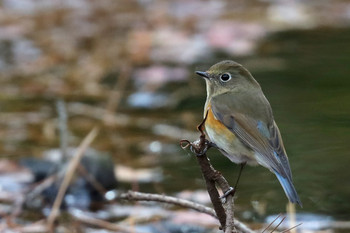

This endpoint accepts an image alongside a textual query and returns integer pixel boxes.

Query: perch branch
[180,113,255,233]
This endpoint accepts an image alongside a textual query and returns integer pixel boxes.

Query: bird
[195,60,302,206]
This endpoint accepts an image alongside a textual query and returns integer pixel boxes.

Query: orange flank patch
[205,105,236,141]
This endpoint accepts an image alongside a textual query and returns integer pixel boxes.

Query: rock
[20,148,118,209]
[20,158,57,182]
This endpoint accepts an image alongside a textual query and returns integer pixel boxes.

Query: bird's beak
[195,71,210,79]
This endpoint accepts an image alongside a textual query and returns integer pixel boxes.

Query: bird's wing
[210,94,292,180]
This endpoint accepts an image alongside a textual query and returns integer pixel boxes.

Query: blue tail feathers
[275,172,302,207]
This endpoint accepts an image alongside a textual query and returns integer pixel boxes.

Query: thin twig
[280,223,302,233]
[114,190,217,218]
[26,175,58,201]
[10,175,60,220]
[70,209,134,233]
[262,214,282,233]
[46,127,99,229]
[270,216,286,233]
[76,164,107,195]
[113,190,253,233]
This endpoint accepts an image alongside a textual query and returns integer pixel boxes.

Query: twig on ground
[70,209,134,233]
[77,164,107,195]
[26,175,58,202]
[9,175,62,220]
[11,220,48,233]
[46,127,99,230]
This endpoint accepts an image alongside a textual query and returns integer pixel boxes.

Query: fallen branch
[46,127,99,229]
[70,209,134,233]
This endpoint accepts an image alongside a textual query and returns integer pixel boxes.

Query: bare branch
[70,209,134,233]
[46,127,99,229]
[112,190,254,233]
[193,146,227,228]
[225,195,236,233]
[281,223,302,233]
[180,114,256,233]
[114,190,217,218]
[262,213,282,233]
[270,216,286,233]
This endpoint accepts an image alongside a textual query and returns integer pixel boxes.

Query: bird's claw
[190,142,208,156]
[219,186,235,199]
[189,139,215,156]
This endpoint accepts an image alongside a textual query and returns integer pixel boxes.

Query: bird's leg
[220,186,235,199]
[234,162,246,190]
[220,162,246,199]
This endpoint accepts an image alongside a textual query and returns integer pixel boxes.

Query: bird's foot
[219,186,235,199]
[188,138,214,156]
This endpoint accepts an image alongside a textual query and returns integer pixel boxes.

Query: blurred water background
[0,0,350,232]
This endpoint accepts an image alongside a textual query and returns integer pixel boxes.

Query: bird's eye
[220,73,231,82]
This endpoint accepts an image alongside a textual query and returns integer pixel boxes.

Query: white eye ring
[220,73,231,82]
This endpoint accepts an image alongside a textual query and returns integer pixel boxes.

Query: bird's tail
[275,172,302,207]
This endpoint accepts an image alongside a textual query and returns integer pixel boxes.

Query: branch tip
[180,139,191,149]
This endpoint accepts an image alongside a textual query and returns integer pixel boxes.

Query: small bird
[196,60,301,206]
